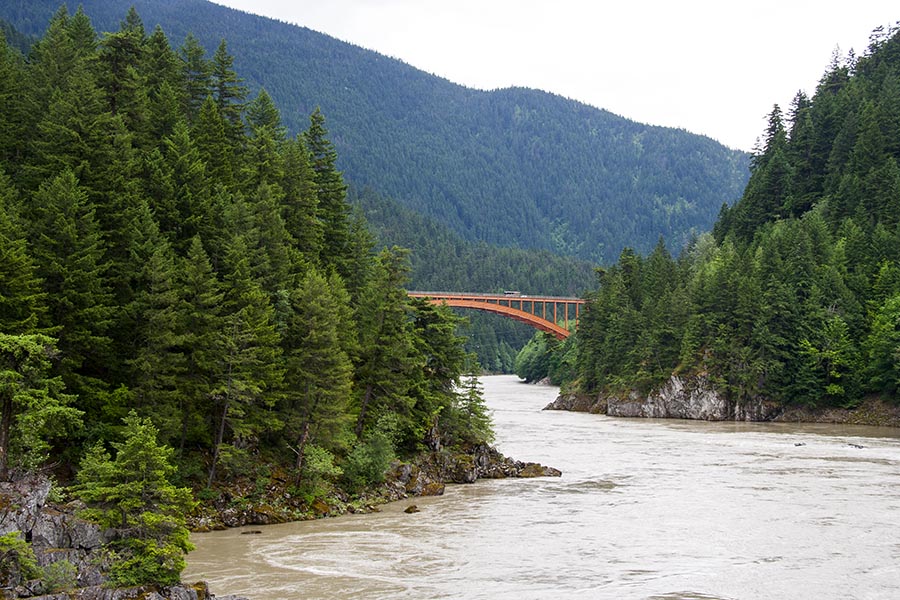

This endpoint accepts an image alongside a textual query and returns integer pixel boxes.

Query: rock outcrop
[546,373,900,425]
[545,374,780,421]
[0,475,247,600]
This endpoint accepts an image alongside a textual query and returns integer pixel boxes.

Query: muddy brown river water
[185,375,900,599]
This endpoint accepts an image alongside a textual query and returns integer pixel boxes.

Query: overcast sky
[211,1,896,151]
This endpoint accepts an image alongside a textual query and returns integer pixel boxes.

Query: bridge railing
[407,291,584,302]
[407,291,585,339]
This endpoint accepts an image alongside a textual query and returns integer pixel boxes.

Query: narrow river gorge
[185,375,900,599]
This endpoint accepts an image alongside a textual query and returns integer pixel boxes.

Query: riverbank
[190,443,561,531]
[545,374,900,427]
[0,444,559,599]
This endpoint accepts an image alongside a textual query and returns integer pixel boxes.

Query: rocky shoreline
[545,374,900,427]
[191,444,561,530]
[1,446,559,599]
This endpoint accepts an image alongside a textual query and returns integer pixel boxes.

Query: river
[184,375,900,599]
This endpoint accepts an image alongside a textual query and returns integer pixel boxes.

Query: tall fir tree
[26,171,113,420]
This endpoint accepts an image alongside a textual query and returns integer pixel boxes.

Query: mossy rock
[420,482,445,496]
[311,499,330,515]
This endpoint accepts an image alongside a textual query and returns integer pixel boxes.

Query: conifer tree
[0,172,45,334]
[407,297,469,451]
[279,136,322,263]
[305,109,352,277]
[179,33,211,122]
[26,171,113,415]
[193,95,234,187]
[353,247,416,438]
[243,89,285,188]
[210,39,247,138]
[0,333,81,480]
[207,237,283,485]
[282,268,354,475]
[142,25,183,96]
[98,11,149,133]
[161,120,210,249]
[0,32,28,168]
[173,237,224,452]
[74,412,194,586]
[128,233,185,432]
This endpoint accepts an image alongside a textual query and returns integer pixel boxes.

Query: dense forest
[0,6,495,585]
[1,0,750,264]
[526,25,900,410]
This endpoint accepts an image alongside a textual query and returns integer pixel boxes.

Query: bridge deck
[407,291,584,340]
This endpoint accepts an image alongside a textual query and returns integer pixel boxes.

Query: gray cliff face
[546,375,780,421]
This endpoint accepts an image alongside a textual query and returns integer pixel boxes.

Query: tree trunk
[0,393,12,481]
[355,383,373,438]
[207,397,229,488]
[294,421,310,477]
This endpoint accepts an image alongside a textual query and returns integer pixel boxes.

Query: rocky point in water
[546,373,900,426]
[191,443,561,530]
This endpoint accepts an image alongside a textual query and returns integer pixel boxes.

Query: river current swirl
[185,375,900,599]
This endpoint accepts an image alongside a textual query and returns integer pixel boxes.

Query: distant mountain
[2,0,750,263]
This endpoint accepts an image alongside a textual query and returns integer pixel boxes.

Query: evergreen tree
[305,109,351,276]
[0,333,81,480]
[210,38,246,138]
[178,33,211,122]
[353,247,416,438]
[193,95,234,187]
[26,171,113,416]
[279,135,322,264]
[281,268,354,476]
[0,32,28,168]
[207,237,283,485]
[74,412,195,586]
[128,234,185,432]
[97,10,149,141]
[172,237,224,452]
[160,120,210,250]
[0,173,45,334]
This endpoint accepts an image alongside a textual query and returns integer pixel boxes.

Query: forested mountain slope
[560,26,900,410]
[353,186,597,371]
[1,0,750,263]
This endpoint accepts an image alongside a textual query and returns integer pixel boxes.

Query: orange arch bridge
[408,292,585,340]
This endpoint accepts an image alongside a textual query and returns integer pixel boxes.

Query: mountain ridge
[2,0,750,263]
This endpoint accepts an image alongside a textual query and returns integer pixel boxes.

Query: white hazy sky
[211,0,897,151]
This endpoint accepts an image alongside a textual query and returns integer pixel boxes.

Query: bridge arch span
[408,292,584,340]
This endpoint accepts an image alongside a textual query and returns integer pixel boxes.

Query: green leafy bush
[341,430,395,494]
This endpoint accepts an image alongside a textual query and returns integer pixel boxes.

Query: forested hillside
[1,0,750,263]
[553,26,900,409]
[0,6,497,584]
[353,187,596,371]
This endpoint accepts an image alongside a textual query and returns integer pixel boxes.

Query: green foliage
[294,444,342,502]
[0,4,498,516]
[74,412,195,586]
[41,559,77,593]
[0,532,39,584]
[568,29,900,408]
[341,428,395,494]
[447,370,494,446]
[3,0,749,266]
[0,333,81,479]
[515,335,553,384]
[865,294,900,396]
